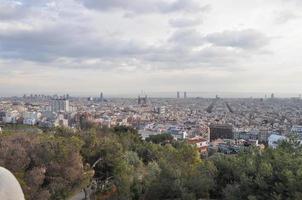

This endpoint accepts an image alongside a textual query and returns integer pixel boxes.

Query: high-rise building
[177,91,180,99]
[100,92,103,102]
[50,98,70,112]
[271,93,275,99]
[184,92,187,99]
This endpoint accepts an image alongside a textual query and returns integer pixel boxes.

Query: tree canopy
[0,125,301,200]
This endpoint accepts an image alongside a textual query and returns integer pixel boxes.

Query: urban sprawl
[1,92,302,156]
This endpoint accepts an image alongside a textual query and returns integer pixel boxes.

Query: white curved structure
[0,167,25,200]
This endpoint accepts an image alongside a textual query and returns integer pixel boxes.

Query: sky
[0,0,302,97]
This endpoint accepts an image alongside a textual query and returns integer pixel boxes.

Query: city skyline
[1,0,302,94]
[3,91,302,99]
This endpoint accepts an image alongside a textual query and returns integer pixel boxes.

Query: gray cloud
[0,23,269,71]
[167,29,269,50]
[0,1,28,20]
[78,0,205,14]
[205,29,270,49]
[0,23,150,62]
[141,28,270,69]
[168,29,205,47]
[144,45,245,69]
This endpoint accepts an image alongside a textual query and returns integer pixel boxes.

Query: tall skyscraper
[177,91,180,99]
[100,92,103,102]
[184,91,187,99]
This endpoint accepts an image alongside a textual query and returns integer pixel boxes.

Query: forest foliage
[0,125,302,200]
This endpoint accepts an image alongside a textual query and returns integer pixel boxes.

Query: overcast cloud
[0,0,301,96]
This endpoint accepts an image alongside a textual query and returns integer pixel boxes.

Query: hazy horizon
[2,91,302,99]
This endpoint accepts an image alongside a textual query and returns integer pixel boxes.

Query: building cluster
[1,94,302,155]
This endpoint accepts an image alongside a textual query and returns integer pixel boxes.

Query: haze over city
[1,0,302,96]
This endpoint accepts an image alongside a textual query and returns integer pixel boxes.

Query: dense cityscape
[1,92,302,155]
